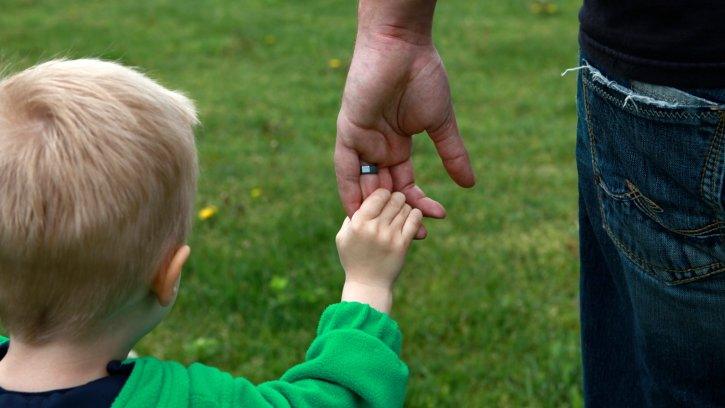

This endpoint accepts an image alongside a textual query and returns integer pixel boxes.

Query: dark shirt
[579,1,725,87]
[0,343,132,407]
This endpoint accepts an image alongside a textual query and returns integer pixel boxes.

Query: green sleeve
[235,302,408,407]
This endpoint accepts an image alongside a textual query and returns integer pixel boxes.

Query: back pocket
[581,66,725,284]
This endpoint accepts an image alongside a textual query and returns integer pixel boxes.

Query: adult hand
[335,1,475,238]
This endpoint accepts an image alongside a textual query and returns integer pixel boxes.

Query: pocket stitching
[597,176,725,237]
[583,76,719,121]
[585,72,724,237]
[594,176,636,201]
[632,195,725,238]
[625,180,725,238]
[598,173,725,235]
[700,111,725,215]
[597,186,725,280]
[600,212,725,285]
[583,73,725,284]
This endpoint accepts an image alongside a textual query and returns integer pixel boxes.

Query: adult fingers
[415,224,428,240]
[354,188,391,221]
[334,140,363,217]
[390,159,446,219]
[427,109,475,188]
[336,112,391,216]
[377,192,406,224]
[360,166,393,200]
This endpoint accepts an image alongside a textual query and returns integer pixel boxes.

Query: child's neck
[0,336,131,392]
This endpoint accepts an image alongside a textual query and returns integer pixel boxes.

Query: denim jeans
[576,60,725,407]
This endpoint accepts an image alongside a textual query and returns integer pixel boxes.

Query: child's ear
[152,245,191,307]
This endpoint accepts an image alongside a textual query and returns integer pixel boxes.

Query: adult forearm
[357,0,437,44]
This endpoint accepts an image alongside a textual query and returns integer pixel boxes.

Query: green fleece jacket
[0,302,408,407]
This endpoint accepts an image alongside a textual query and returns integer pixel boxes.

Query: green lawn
[1,0,582,406]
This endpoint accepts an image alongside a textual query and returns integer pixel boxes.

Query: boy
[0,59,423,407]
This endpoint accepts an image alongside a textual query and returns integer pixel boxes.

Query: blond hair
[0,59,198,343]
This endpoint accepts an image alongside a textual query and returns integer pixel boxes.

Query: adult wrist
[342,280,394,314]
[357,0,436,46]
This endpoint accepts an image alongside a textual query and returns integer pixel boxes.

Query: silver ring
[360,164,379,175]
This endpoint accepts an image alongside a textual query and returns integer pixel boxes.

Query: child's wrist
[341,280,394,314]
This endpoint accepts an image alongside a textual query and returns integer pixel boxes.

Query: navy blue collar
[0,341,133,407]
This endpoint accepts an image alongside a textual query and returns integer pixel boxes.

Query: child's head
[0,59,198,344]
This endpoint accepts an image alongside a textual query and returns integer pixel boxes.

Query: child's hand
[336,189,423,313]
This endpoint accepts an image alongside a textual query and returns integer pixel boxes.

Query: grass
[0,0,582,406]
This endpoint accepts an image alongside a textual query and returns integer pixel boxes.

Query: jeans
[576,59,725,407]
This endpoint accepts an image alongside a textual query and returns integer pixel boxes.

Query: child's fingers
[377,192,406,224]
[354,189,391,221]
[391,204,412,230]
[336,217,351,243]
[402,209,424,241]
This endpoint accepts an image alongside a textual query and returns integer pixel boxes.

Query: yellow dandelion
[545,3,557,13]
[529,2,543,14]
[264,35,277,45]
[198,205,218,221]
[327,58,342,69]
[250,187,263,199]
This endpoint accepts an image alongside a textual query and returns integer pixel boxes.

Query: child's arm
[233,189,421,407]
[164,190,419,407]
[336,189,422,313]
